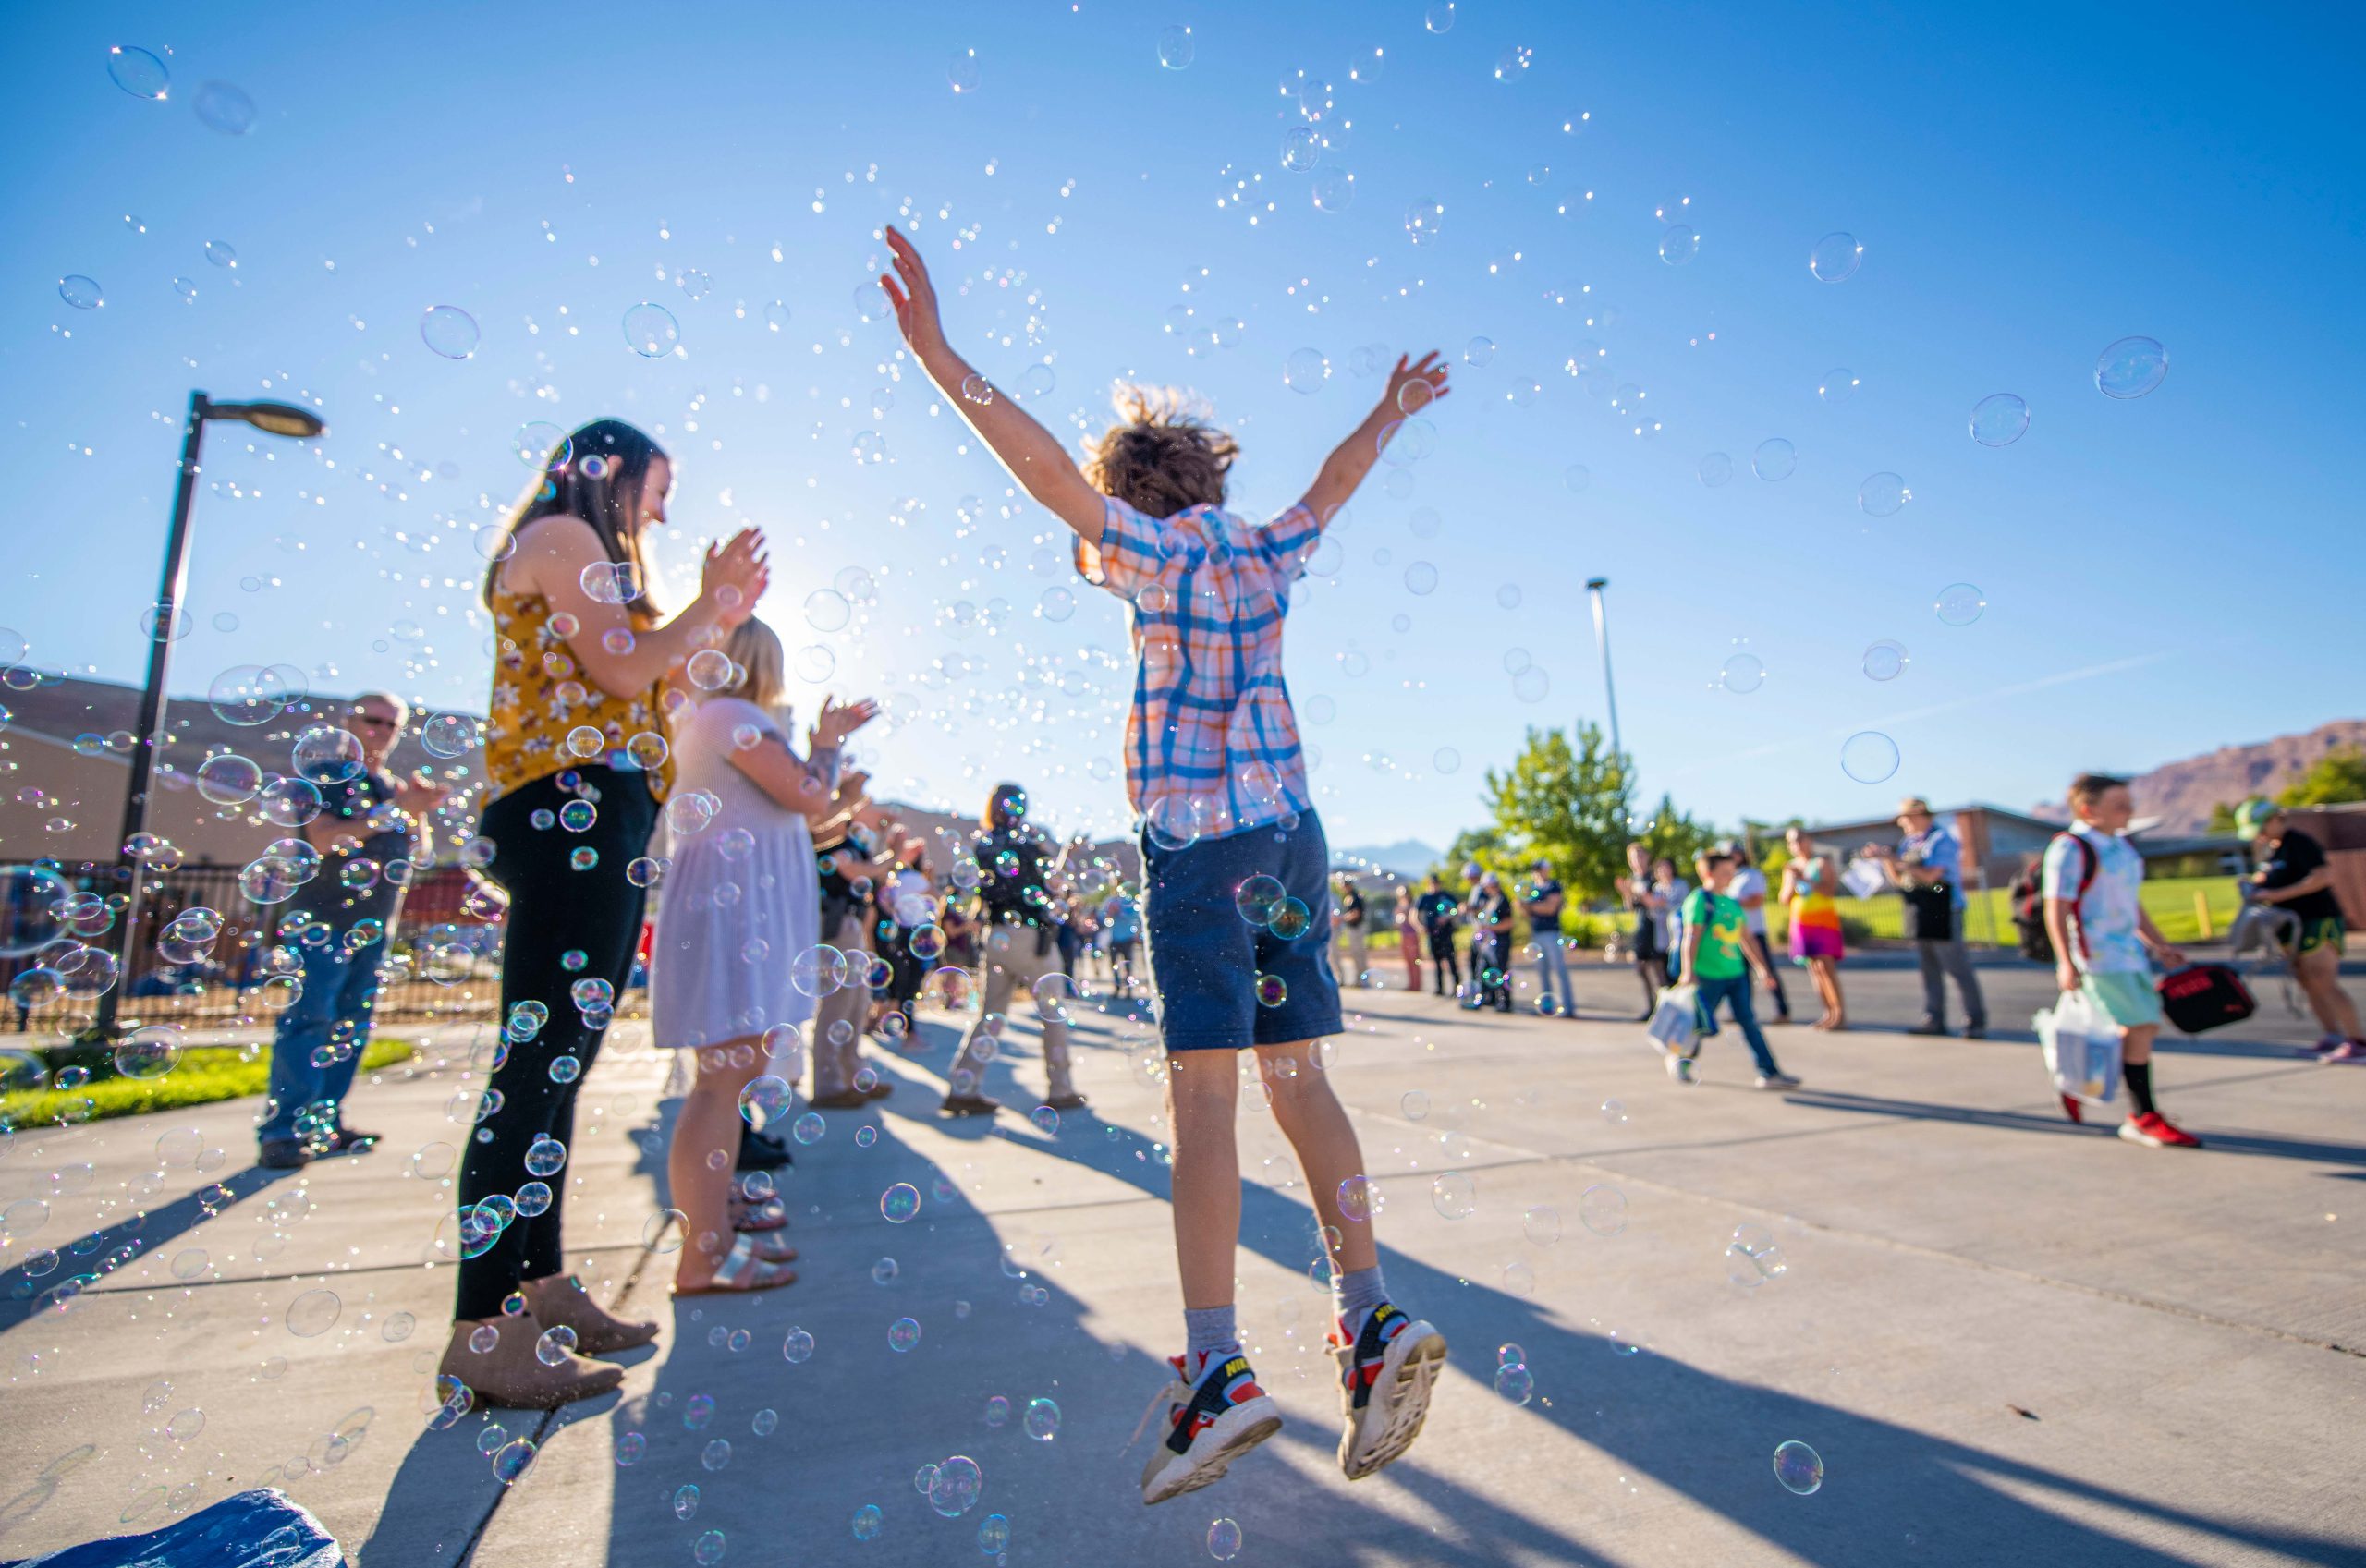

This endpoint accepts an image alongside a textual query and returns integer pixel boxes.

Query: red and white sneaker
[2118,1112,2202,1149]
[1130,1350,1282,1505]
[2058,1094,2084,1124]
[2323,1039,2366,1064]
[1330,1302,1448,1481]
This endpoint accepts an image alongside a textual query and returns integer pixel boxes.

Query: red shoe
[2058,1094,2083,1124]
[2118,1112,2202,1149]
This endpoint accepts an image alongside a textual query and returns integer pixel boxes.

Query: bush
[2,1038,416,1127]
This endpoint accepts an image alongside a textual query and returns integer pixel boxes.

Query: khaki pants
[810,906,872,1097]
[949,923,1076,1101]
[1332,924,1369,987]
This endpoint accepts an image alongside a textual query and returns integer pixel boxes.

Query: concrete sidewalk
[1,964,2360,1566]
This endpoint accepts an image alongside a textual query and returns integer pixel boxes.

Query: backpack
[2013,833,2096,963]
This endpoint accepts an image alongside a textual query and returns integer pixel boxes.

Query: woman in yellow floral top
[443,418,768,1409]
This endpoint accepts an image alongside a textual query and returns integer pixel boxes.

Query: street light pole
[1586,577,1622,764]
[91,392,325,1041]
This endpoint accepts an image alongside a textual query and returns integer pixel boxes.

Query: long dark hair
[983,783,1028,832]
[480,419,669,608]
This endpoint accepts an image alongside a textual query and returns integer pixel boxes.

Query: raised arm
[1299,353,1451,524]
[878,226,1107,544]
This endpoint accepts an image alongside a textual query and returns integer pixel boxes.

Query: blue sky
[6,0,2363,851]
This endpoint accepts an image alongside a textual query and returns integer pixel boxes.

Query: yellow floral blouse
[484,569,673,802]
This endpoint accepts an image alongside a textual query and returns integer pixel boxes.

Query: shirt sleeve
[2040,835,2076,902]
[1255,502,1323,584]
[1073,495,1166,600]
[2278,833,2326,883]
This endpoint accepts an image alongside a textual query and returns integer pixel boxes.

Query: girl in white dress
[652,617,875,1293]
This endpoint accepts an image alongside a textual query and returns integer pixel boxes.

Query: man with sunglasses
[1864,797,1988,1039]
[259,692,448,1168]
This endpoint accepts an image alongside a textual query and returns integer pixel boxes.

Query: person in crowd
[877,838,934,1042]
[1780,826,1848,1029]
[1671,848,1799,1090]
[2043,774,2197,1145]
[449,417,767,1408]
[943,784,1086,1116]
[809,796,898,1109]
[1054,897,1086,995]
[1521,857,1572,1017]
[259,692,448,1169]
[878,225,1445,1503]
[651,617,876,1293]
[1392,884,1424,992]
[938,893,979,1012]
[1332,874,1369,988]
[1416,872,1464,997]
[1650,857,1691,988]
[1719,839,1791,1024]
[1466,871,1514,1012]
[2234,796,2364,1062]
[1866,797,1988,1039]
[1104,885,1145,998]
[1614,842,1665,1021]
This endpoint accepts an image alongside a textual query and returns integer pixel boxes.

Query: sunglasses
[349,715,399,732]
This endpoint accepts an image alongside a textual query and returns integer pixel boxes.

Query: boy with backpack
[2041,773,2199,1147]
[1672,848,1800,1089]
[876,226,1447,1503]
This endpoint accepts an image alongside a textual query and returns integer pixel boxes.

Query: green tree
[2206,800,2239,833]
[1478,723,1635,900]
[1433,824,1504,893]
[2278,746,2366,808]
[1634,791,1718,871]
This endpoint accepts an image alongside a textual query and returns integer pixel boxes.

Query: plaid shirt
[1076,496,1319,841]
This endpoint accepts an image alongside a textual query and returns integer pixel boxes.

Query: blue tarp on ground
[0,1489,343,1568]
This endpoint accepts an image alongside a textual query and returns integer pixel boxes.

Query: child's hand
[811,695,881,748]
[878,227,945,355]
[1381,352,1452,418]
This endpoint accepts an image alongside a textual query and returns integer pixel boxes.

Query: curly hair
[1081,383,1236,519]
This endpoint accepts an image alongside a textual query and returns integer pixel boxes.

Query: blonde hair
[722,618,787,711]
[1082,383,1237,519]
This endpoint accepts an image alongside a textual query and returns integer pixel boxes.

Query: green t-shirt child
[1680,888,1750,980]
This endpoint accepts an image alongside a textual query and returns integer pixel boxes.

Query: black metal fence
[3,861,545,1039]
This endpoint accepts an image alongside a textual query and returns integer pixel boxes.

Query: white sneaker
[1331,1303,1448,1481]
[1129,1351,1282,1506]
[1755,1071,1801,1090]
[1664,1050,1698,1085]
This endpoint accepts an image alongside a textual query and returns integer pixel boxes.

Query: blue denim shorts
[1142,808,1345,1051]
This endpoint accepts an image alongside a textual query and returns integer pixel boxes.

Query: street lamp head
[1585,577,1608,590]
[207,399,324,439]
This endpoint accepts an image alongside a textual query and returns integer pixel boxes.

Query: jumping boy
[2043,773,2199,1146]
[878,227,1448,1504]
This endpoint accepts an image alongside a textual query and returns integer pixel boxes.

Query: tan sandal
[520,1273,659,1355]
[437,1311,623,1411]
[673,1232,799,1296]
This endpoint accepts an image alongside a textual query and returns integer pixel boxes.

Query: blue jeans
[1533,931,1574,1010]
[259,936,387,1142]
[1693,973,1779,1076]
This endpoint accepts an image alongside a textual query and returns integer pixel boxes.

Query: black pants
[1745,930,1790,1017]
[455,767,656,1319]
[1474,933,1511,1009]
[1426,929,1461,993]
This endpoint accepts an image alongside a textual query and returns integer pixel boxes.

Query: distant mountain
[2040,720,2366,834]
[1335,838,1443,879]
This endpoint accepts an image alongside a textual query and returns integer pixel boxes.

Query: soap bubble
[421,306,480,359]
[1208,1517,1244,1560]
[791,1111,825,1145]
[1494,1363,1535,1404]
[1403,562,1439,595]
[1841,731,1901,784]
[1858,472,1911,517]
[1284,347,1329,394]
[2094,336,2167,399]
[193,81,255,135]
[1719,653,1765,694]
[1426,2,1457,31]
[1970,393,2029,446]
[107,46,170,100]
[1818,368,1859,403]
[1752,439,1797,481]
[1311,167,1355,213]
[285,1288,340,1336]
[1808,232,1861,283]
[1404,198,1445,245]
[1564,464,1592,492]
[1658,225,1698,265]
[1494,44,1532,79]
[1579,1184,1627,1237]
[1935,582,1986,626]
[1431,1172,1476,1220]
[1336,1174,1378,1222]
[1773,1440,1825,1495]
[1861,641,1908,681]
[804,589,851,632]
[887,1317,922,1353]
[58,275,104,310]
[977,1514,1011,1552]
[1523,1205,1562,1246]
[851,1504,882,1540]
[1282,125,1322,173]
[783,1328,815,1363]
[1158,25,1194,68]
[736,1076,791,1130]
[1023,1396,1061,1440]
[624,302,679,358]
[1698,452,1732,487]
[881,1183,921,1223]
[195,753,262,805]
[947,48,980,93]
[1234,874,1285,927]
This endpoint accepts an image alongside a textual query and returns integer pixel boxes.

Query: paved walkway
[1,963,2361,1566]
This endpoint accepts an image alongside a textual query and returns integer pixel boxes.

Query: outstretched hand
[1382,352,1452,419]
[701,528,771,626]
[878,227,945,355]
[811,695,881,750]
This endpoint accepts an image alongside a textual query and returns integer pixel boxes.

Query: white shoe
[1331,1304,1448,1481]
[1755,1071,1801,1090]
[1129,1351,1282,1505]
[1664,1051,1698,1085]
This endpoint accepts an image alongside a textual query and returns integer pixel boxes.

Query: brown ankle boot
[522,1273,659,1355]
[437,1311,624,1410]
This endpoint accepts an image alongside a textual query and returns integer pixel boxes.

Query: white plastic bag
[2036,988,2120,1107]
[1647,984,1701,1052]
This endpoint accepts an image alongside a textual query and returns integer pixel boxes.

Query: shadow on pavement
[1783,1088,2366,1169]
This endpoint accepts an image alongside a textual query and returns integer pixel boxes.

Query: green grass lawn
[2,1037,416,1127]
